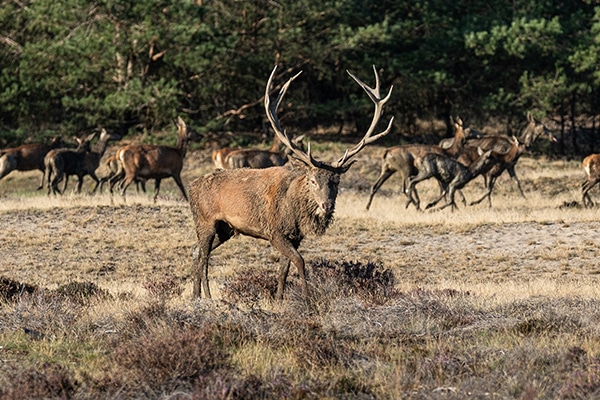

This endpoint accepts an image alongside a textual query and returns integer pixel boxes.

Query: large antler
[265,65,393,170]
[333,65,394,168]
[265,66,323,168]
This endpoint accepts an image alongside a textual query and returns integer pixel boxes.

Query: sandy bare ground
[1,147,600,300]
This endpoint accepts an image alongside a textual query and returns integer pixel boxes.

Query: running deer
[406,138,519,211]
[365,116,467,210]
[465,135,527,207]
[115,116,200,202]
[582,154,600,207]
[188,65,393,300]
[0,136,65,190]
[459,112,556,198]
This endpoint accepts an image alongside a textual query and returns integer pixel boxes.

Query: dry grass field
[2,143,600,399]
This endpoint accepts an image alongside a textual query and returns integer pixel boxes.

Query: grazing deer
[188,65,393,300]
[365,117,467,210]
[44,133,96,195]
[0,136,65,190]
[459,112,556,198]
[581,154,600,207]
[212,134,305,169]
[116,116,199,202]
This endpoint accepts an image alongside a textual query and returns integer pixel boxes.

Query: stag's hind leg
[192,220,235,299]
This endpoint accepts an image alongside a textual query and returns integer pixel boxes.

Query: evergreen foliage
[0,0,599,153]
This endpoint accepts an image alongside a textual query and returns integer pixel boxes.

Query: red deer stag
[115,116,199,202]
[0,136,65,189]
[582,154,600,208]
[188,65,393,300]
[365,116,467,210]
[459,112,556,200]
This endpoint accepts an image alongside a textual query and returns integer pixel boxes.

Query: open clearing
[1,146,599,299]
[3,145,600,398]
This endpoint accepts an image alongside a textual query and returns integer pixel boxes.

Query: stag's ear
[527,111,533,122]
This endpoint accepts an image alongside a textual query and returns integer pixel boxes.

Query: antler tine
[265,65,319,168]
[334,65,394,168]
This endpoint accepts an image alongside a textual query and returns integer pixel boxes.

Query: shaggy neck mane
[286,173,335,238]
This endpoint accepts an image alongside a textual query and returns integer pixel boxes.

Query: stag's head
[264,65,394,216]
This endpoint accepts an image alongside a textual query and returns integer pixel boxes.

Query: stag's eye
[310,177,318,187]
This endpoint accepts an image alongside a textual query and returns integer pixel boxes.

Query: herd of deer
[1,65,598,299]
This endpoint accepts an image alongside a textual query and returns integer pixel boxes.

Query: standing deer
[459,112,556,199]
[365,116,467,210]
[0,136,65,190]
[99,153,146,193]
[188,65,393,300]
[45,129,120,195]
[581,154,600,207]
[44,133,96,195]
[116,116,199,202]
[212,134,305,169]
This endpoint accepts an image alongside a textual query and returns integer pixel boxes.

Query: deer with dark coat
[44,133,96,195]
[188,65,393,300]
[45,129,120,195]
[114,116,199,202]
[406,138,520,211]
[365,117,467,210]
[0,136,65,189]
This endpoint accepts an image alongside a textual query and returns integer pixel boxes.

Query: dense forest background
[1,0,599,156]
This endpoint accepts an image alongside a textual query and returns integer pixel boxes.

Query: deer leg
[153,179,162,202]
[172,174,189,201]
[61,175,69,194]
[192,230,215,299]
[507,166,526,198]
[582,179,598,208]
[406,171,435,211]
[366,168,395,210]
[89,173,101,194]
[470,175,496,207]
[51,172,63,195]
[271,237,306,300]
[76,174,85,193]
[0,155,16,181]
[37,169,45,190]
